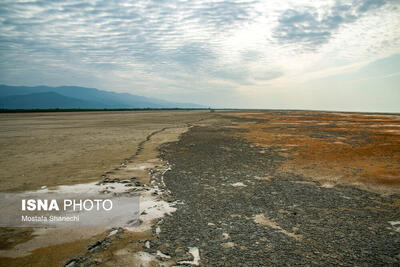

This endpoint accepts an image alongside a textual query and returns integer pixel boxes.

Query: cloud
[274,0,393,50]
[0,0,260,87]
[0,0,399,109]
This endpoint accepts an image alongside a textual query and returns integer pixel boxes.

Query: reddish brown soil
[226,111,400,194]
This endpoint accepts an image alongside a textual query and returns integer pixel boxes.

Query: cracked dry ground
[147,117,400,266]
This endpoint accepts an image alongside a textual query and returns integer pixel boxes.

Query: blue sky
[0,0,399,111]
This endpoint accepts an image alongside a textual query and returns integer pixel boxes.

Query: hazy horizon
[0,0,399,112]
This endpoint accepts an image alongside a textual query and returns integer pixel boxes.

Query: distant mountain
[0,85,205,109]
[0,92,106,109]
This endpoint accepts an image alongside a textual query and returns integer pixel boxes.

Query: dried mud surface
[0,110,208,192]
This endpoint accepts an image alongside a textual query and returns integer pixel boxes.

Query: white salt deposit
[178,247,200,266]
[321,183,335,188]
[33,181,128,194]
[155,226,161,234]
[231,182,247,187]
[132,251,157,265]
[2,165,179,257]
[389,221,400,232]
[108,229,118,236]
[156,250,171,259]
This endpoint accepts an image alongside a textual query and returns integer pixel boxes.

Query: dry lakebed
[0,110,399,266]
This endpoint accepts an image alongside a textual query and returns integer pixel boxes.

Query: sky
[0,0,399,112]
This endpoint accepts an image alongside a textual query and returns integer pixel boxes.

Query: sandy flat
[0,110,209,192]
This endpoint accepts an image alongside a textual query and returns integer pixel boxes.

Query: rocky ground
[144,116,400,266]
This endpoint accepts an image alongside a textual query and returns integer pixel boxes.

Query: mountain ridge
[0,85,205,109]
